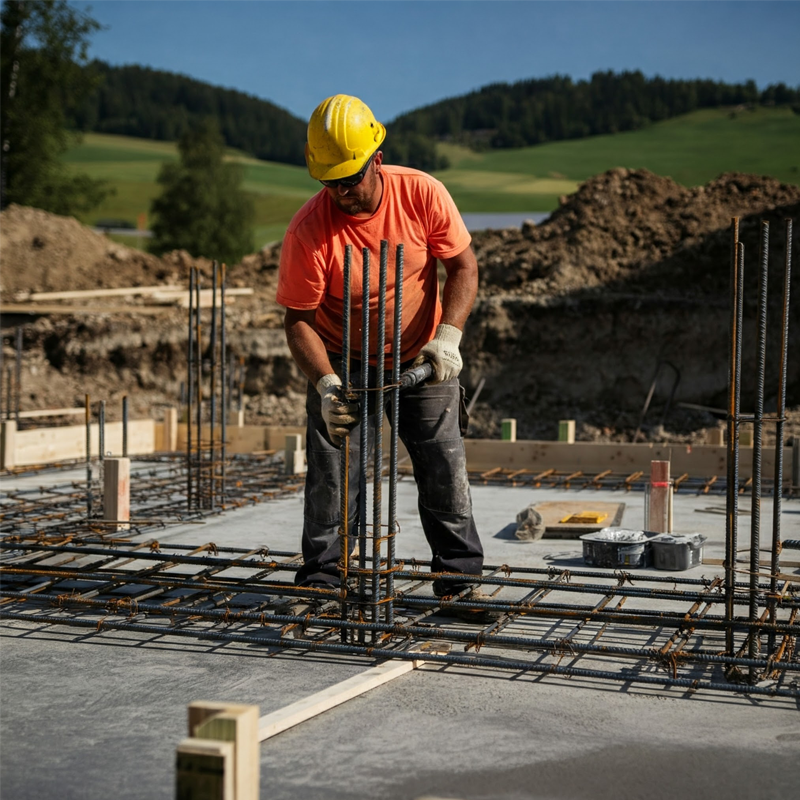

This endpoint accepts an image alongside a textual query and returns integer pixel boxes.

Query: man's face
[324,152,383,217]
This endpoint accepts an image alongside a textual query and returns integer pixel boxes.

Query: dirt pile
[2,169,798,444]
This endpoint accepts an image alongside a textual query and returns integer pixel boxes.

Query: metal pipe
[371,240,388,639]
[14,326,22,424]
[749,221,769,671]
[122,396,129,458]
[210,261,218,509]
[187,267,195,511]
[220,263,227,507]
[339,245,352,639]
[357,246,371,640]
[386,243,404,626]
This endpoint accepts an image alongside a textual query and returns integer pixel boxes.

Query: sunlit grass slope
[435,106,800,210]
[62,106,799,245]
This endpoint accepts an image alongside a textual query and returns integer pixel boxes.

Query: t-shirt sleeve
[425,179,472,260]
[276,230,326,310]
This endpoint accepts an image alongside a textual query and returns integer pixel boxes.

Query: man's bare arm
[440,245,479,330]
[283,307,336,385]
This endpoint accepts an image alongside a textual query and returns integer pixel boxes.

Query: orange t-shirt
[276,165,471,363]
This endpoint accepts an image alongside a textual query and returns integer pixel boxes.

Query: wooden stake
[648,460,670,533]
[501,418,517,442]
[103,457,130,530]
[176,738,234,800]
[163,407,178,451]
[0,420,16,469]
[284,434,305,475]
[558,420,576,444]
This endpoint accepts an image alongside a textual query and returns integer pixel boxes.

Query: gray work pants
[295,360,484,593]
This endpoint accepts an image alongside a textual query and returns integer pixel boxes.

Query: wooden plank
[190,703,259,800]
[19,285,181,301]
[14,420,155,466]
[532,500,626,537]
[176,738,234,800]
[17,407,84,419]
[0,303,174,315]
[163,407,178,451]
[257,658,420,742]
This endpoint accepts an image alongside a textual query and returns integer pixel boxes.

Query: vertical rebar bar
[228,352,235,415]
[386,243,404,627]
[187,267,195,511]
[195,273,203,507]
[85,394,92,520]
[99,400,106,465]
[122,396,128,458]
[210,261,218,510]
[339,245,352,639]
[357,246,371,642]
[371,240,388,639]
[238,357,244,413]
[725,220,742,657]
[749,221,769,672]
[769,219,792,642]
[5,366,12,422]
[220,263,227,507]
[14,327,21,424]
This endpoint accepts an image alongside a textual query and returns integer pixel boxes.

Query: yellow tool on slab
[560,512,609,525]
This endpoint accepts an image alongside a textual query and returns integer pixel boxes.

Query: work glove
[413,323,463,385]
[316,374,359,446]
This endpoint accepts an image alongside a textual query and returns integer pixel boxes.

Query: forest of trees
[390,71,800,149]
[67,64,800,169]
[70,61,308,165]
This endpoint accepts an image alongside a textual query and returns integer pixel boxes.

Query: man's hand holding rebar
[415,323,463,384]
[316,374,359,446]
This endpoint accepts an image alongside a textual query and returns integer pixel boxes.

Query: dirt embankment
[1,169,798,442]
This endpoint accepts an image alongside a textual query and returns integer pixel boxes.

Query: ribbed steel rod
[220,263,227,507]
[339,244,352,639]
[769,219,792,637]
[371,239,388,640]
[1,611,797,698]
[85,394,92,520]
[187,268,195,511]
[387,243,404,627]
[122,396,129,458]
[14,327,21,424]
[210,261,218,509]
[749,221,769,671]
[98,400,105,462]
[357,247,371,641]
[195,272,203,508]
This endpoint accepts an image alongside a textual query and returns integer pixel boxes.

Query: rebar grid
[2,223,798,700]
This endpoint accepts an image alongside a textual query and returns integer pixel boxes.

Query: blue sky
[73,1,800,123]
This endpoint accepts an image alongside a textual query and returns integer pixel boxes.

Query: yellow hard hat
[305,95,386,182]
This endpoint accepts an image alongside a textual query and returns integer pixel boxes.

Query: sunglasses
[320,154,374,188]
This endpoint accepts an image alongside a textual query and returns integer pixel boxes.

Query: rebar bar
[357,247,371,641]
[99,400,105,462]
[14,327,22,425]
[122,396,129,458]
[339,244,352,638]
[187,267,195,511]
[220,263,227,507]
[85,394,91,520]
[210,260,218,509]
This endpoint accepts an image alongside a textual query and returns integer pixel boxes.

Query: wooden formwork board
[13,420,156,467]
[463,440,791,481]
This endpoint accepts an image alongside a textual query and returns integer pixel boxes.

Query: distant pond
[460,212,549,232]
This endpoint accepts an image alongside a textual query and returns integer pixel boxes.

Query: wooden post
[648,460,670,533]
[103,457,130,530]
[558,420,576,444]
[188,702,259,800]
[164,407,178,451]
[706,428,724,446]
[501,418,517,442]
[1,420,16,469]
[284,434,305,475]
[176,738,234,800]
[229,409,244,427]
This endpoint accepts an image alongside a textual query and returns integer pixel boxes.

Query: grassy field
[62,106,800,246]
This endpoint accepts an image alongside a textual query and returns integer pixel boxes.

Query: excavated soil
[1,168,799,444]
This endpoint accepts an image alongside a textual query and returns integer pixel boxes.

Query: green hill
[62,106,800,244]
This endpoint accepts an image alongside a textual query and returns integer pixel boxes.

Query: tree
[0,0,109,213]
[149,119,254,262]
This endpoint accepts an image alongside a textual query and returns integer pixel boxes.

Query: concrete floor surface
[2,476,799,799]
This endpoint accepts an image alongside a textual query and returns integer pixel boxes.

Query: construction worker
[277,94,493,619]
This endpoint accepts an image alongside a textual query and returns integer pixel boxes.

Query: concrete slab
[2,477,799,799]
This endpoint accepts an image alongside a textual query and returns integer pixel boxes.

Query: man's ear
[373,150,384,171]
